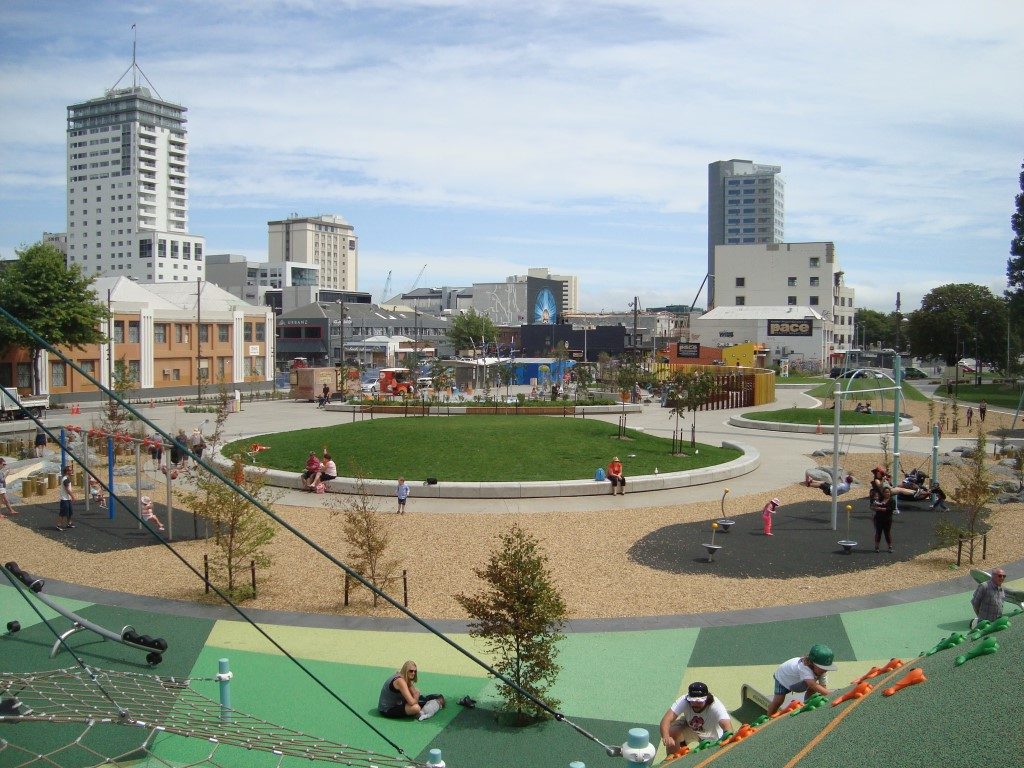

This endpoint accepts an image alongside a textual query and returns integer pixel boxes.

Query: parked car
[361,379,380,394]
[416,376,433,388]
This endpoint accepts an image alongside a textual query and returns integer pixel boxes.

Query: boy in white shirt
[766,644,837,716]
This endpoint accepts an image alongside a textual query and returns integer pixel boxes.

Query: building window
[218,324,230,343]
[113,321,125,344]
[128,321,140,343]
[50,361,66,387]
[255,323,266,342]
[199,324,210,344]
[810,276,820,287]
[735,296,745,306]
[810,296,820,306]
[809,257,820,268]
[17,363,32,389]
[788,296,797,306]
[244,323,253,342]
[128,360,140,382]
[80,360,96,377]
[787,277,797,287]
[175,323,190,344]
[158,239,166,257]
[172,368,181,381]
[735,277,745,287]
[154,323,168,344]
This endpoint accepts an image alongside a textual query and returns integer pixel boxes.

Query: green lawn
[806,378,927,402]
[938,381,1024,408]
[741,408,895,425]
[223,416,741,481]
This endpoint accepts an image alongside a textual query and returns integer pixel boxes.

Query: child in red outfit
[762,498,780,536]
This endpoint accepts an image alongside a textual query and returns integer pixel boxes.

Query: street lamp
[953,321,961,400]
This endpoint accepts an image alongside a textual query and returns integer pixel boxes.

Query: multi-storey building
[711,241,856,350]
[707,159,784,306]
[206,253,320,305]
[267,214,358,292]
[66,84,205,283]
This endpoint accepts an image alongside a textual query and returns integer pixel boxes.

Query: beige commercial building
[267,214,358,292]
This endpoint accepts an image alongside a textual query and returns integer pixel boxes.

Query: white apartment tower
[66,77,205,283]
[267,214,358,292]
[707,159,784,307]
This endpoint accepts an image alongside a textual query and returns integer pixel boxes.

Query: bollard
[426,748,445,767]
[47,472,58,490]
[216,658,233,722]
[621,728,656,764]
[21,479,35,498]
[34,478,48,496]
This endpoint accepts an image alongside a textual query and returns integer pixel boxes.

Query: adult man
[766,644,836,716]
[804,471,854,497]
[970,568,1007,629]
[57,465,76,531]
[659,682,732,753]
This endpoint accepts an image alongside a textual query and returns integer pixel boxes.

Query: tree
[428,358,453,393]
[904,284,1006,366]
[571,362,595,401]
[495,360,516,397]
[854,308,895,349]
[180,454,279,599]
[0,242,109,393]
[332,475,400,607]
[456,524,567,722]
[446,309,496,353]
[1005,160,1024,326]
[939,431,998,563]
[666,369,717,450]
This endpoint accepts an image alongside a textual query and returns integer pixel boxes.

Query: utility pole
[630,297,640,363]
[196,278,203,401]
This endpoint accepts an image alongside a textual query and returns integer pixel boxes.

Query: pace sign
[676,342,701,358]
[767,319,813,337]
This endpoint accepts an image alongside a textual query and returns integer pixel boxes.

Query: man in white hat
[659,681,732,754]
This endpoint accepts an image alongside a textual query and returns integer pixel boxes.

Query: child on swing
[139,495,166,532]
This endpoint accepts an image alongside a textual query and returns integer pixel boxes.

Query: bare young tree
[330,473,400,607]
[943,430,998,563]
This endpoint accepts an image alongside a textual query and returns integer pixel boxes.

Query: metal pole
[892,354,903,514]
[60,427,66,470]
[135,440,143,529]
[82,433,90,514]
[107,436,115,519]
[217,658,232,722]
[831,380,842,530]
[166,454,174,541]
[197,277,203,401]
[930,424,940,506]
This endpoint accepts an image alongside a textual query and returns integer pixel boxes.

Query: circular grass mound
[741,408,894,425]
[223,416,742,482]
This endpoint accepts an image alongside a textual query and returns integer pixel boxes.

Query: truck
[290,367,359,402]
[376,367,416,396]
[0,384,49,421]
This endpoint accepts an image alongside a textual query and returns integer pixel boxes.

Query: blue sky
[1,0,1021,313]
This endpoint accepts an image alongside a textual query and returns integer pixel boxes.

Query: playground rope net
[0,666,420,768]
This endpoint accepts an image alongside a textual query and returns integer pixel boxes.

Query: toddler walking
[762,497,780,536]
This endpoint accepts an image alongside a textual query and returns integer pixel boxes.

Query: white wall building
[267,214,357,292]
[712,241,856,350]
[206,253,320,305]
[66,84,205,283]
[694,305,828,371]
[523,268,579,314]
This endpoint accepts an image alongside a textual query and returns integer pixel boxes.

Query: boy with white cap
[659,681,732,753]
[766,644,837,716]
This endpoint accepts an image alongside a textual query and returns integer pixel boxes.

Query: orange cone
[883,668,926,697]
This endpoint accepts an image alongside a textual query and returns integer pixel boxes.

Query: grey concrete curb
[728,414,915,434]
[323,402,643,416]
[218,441,761,499]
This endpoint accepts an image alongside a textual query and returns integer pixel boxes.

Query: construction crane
[409,264,427,292]
[380,270,392,303]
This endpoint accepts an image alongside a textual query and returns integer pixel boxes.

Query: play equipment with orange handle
[721,723,758,744]
[770,700,802,718]
[954,636,999,667]
[853,657,904,684]
[832,681,873,707]
[882,667,926,696]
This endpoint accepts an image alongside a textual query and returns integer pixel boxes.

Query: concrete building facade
[711,241,855,348]
[66,85,205,283]
[693,305,828,371]
[707,159,784,306]
[206,253,320,305]
[267,214,357,292]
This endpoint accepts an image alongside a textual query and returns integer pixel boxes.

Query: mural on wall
[533,288,558,325]
[480,283,525,326]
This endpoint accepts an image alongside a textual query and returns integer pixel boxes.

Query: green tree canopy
[854,308,897,349]
[446,309,496,353]
[905,284,1007,366]
[0,242,108,391]
[1004,160,1024,325]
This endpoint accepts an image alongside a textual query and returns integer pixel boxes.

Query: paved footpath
[38,384,1000,515]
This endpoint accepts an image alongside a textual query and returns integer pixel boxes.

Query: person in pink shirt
[762,497,780,536]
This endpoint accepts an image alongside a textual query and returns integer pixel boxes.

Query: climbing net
[0,666,420,768]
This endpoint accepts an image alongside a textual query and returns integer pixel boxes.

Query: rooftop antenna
[108,24,164,100]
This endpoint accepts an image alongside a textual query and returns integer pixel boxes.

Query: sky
[1,0,1022,314]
